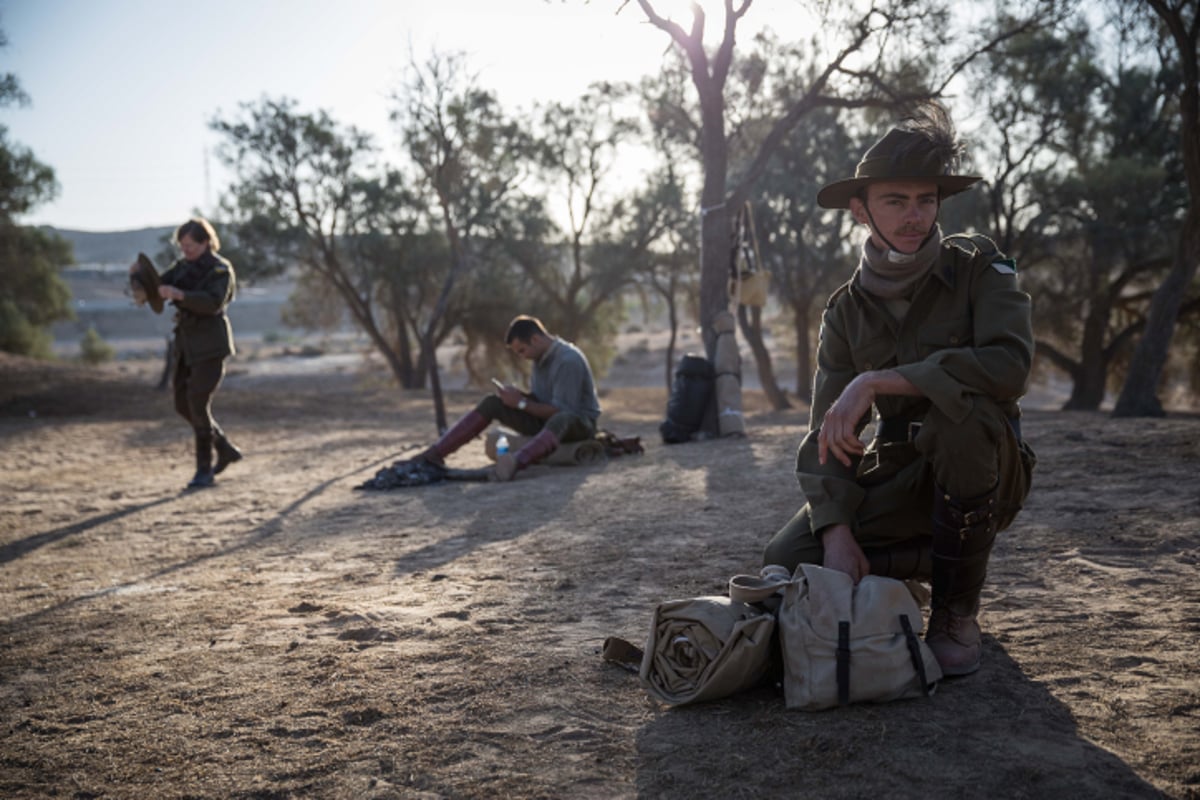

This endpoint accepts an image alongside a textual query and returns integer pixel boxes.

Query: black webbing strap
[601,637,644,674]
[899,614,933,697]
[837,621,851,706]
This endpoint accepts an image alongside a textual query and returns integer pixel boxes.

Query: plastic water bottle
[496,433,509,456]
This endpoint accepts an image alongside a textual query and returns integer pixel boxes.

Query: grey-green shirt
[530,338,601,425]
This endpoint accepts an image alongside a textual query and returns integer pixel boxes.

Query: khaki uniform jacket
[161,251,237,363]
[797,236,1034,535]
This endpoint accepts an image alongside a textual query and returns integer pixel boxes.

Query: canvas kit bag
[609,563,941,710]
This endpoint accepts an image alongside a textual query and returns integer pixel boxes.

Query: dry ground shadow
[0,355,1197,799]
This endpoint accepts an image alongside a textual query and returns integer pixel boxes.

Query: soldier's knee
[763,509,820,571]
[476,394,504,418]
[542,412,575,440]
[918,399,1012,498]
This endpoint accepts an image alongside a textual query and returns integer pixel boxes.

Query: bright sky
[3,0,782,232]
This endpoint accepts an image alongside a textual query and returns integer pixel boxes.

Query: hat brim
[817,174,982,210]
[131,252,164,314]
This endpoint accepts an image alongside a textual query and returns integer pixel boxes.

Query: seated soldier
[418,315,602,481]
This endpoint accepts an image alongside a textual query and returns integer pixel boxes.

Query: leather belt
[875,417,923,443]
[875,415,1022,443]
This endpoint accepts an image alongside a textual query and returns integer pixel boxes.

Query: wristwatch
[517,398,528,411]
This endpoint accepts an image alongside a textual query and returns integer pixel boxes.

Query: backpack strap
[601,636,644,674]
[728,564,793,603]
[899,614,934,697]
[837,621,851,706]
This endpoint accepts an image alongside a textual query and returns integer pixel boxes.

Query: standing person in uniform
[762,103,1036,676]
[417,315,601,482]
[151,218,243,489]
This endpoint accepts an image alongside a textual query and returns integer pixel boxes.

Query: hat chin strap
[864,204,940,264]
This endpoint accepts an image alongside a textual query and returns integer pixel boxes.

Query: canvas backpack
[730,563,942,710]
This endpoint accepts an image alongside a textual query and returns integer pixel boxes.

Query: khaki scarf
[857,226,943,300]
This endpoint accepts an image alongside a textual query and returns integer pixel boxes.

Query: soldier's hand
[497,385,522,408]
[818,378,873,467]
[158,285,183,301]
[819,524,870,584]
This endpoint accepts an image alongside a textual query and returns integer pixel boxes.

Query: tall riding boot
[865,540,932,581]
[493,428,559,482]
[926,485,999,676]
[188,432,215,489]
[420,410,490,465]
[213,427,243,475]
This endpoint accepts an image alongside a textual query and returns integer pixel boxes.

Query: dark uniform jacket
[797,235,1034,534]
[160,251,237,363]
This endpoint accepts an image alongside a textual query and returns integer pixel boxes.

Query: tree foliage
[969,7,1193,410]
[213,97,440,389]
[0,27,73,357]
[390,52,539,430]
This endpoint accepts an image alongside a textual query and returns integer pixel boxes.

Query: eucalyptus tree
[212,98,441,390]
[966,10,1191,410]
[391,52,538,431]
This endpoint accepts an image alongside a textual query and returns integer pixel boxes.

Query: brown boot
[493,428,559,482]
[927,485,999,676]
[926,607,982,675]
[420,410,489,465]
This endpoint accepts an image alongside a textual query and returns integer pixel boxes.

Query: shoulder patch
[944,232,1002,259]
[825,281,852,309]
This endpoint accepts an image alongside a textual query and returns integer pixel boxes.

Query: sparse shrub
[80,326,114,364]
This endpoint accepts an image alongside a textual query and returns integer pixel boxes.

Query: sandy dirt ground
[1,347,1198,800]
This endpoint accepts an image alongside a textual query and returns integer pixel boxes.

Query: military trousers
[474,395,595,443]
[173,353,226,438]
[763,396,1036,572]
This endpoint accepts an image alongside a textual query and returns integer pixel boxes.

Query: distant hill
[41,225,174,267]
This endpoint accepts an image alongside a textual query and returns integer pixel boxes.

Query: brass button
[949,335,960,344]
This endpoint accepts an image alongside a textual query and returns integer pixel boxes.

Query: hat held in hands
[130,252,164,313]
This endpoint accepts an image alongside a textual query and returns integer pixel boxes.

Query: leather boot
[865,540,932,581]
[494,428,559,482]
[420,410,490,465]
[927,484,999,676]
[213,428,243,475]
[187,432,215,489]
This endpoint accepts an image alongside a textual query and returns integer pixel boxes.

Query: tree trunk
[423,331,447,435]
[1062,357,1108,411]
[737,304,791,410]
[665,284,679,391]
[791,300,813,404]
[1114,0,1199,417]
[698,188,731,358]
[1064,292,1115,411]
[1113,212,1200,417]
